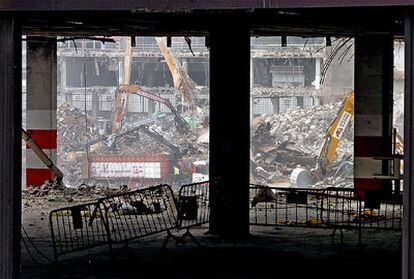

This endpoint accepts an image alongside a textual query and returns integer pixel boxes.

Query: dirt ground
[21,196,401,279]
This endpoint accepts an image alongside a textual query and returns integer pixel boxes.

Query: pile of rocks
[251,102,354,185]
[55,101,209,187]
[57,103,98,153]
[57,103,99,187]
[23,180,129,204]
[393,90,404,137]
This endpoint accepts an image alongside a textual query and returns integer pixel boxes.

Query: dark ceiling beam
[2,0,414,11]
[15,8,405,37]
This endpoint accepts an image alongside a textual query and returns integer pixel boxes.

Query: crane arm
[317,91,354,175]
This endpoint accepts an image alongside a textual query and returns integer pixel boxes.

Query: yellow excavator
[317,91,355,175]
[290,91,354,188]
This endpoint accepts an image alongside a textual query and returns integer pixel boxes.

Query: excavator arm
[155,37,198,108]
[290,92,354,188]
[111,84,191,134]
[111,87,128,133]
[22,128,64,184]
[317,91,354,175]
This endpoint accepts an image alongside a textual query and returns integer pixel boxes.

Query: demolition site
[1,2,414,279]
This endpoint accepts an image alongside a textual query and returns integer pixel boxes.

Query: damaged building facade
[22,36,356,188]
[2,2,414,279]
[55,37,351,120]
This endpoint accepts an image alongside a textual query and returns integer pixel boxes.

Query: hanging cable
[21,225,54,265]
[83,40,91,186]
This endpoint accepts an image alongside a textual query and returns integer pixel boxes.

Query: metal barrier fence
[51,182,401,260]
[177,181,210,229]
[50,184,176,261]
[49,200,109,261]
[100,184,178,244]
[50,183,210,261]
[250,184,403,242]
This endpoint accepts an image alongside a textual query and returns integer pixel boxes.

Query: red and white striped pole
[26,37,57,187]
[354,36,393,197]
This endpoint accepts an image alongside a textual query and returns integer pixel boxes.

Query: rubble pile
[57,103,98,152]
[393,90,404,136]
[149,110,209,155]
[251,102,354,185]
[55,95,356,189]
[252,86,322,97]
[90,110,208,157]
[23,181,128,204]
[57,103,99,186]
[90,129,169,156]
[55,100,209,187]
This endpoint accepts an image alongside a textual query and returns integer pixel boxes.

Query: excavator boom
[317,91,354,175]
[22,128,64,184]
[119,85,174,110]
[112,37,198,134]
[111,84,190,134]
[290,92,354,188]
[155,37,197,107]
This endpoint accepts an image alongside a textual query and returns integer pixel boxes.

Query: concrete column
[297,96,304,108]
[182,58,190,73]
[66,89,73,104]
[250,57,254,121]
[118,59,124,85]
[354,36,394,199]
[91,90,99,121]
[26,37,57,187]
[209,19,250,239]
[60,59,67,89]
[148,99,155,115]
[314,58,321,90]
[272,97,280,114]
[59,59,71,103]
[0,17,22,279]
[404,13,414,279]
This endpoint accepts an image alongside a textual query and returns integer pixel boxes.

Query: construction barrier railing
[178,181,210,229]
[99,184,178,244]
[250,184,402,242]
[176,181,210,244]
[49,200,109,261]
[49,182,210,261]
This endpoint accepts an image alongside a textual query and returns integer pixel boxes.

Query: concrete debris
[23,181,128,203]
[57,103,98,186]
[57,103,99,187]
[393,90,404,137]
[54,96,356,189]
[251,102,354,187]
[56,101,209,188]
[90,127,173,156]
[252,46,325,59]
[251,86,323,97]
[57,103,99,152]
